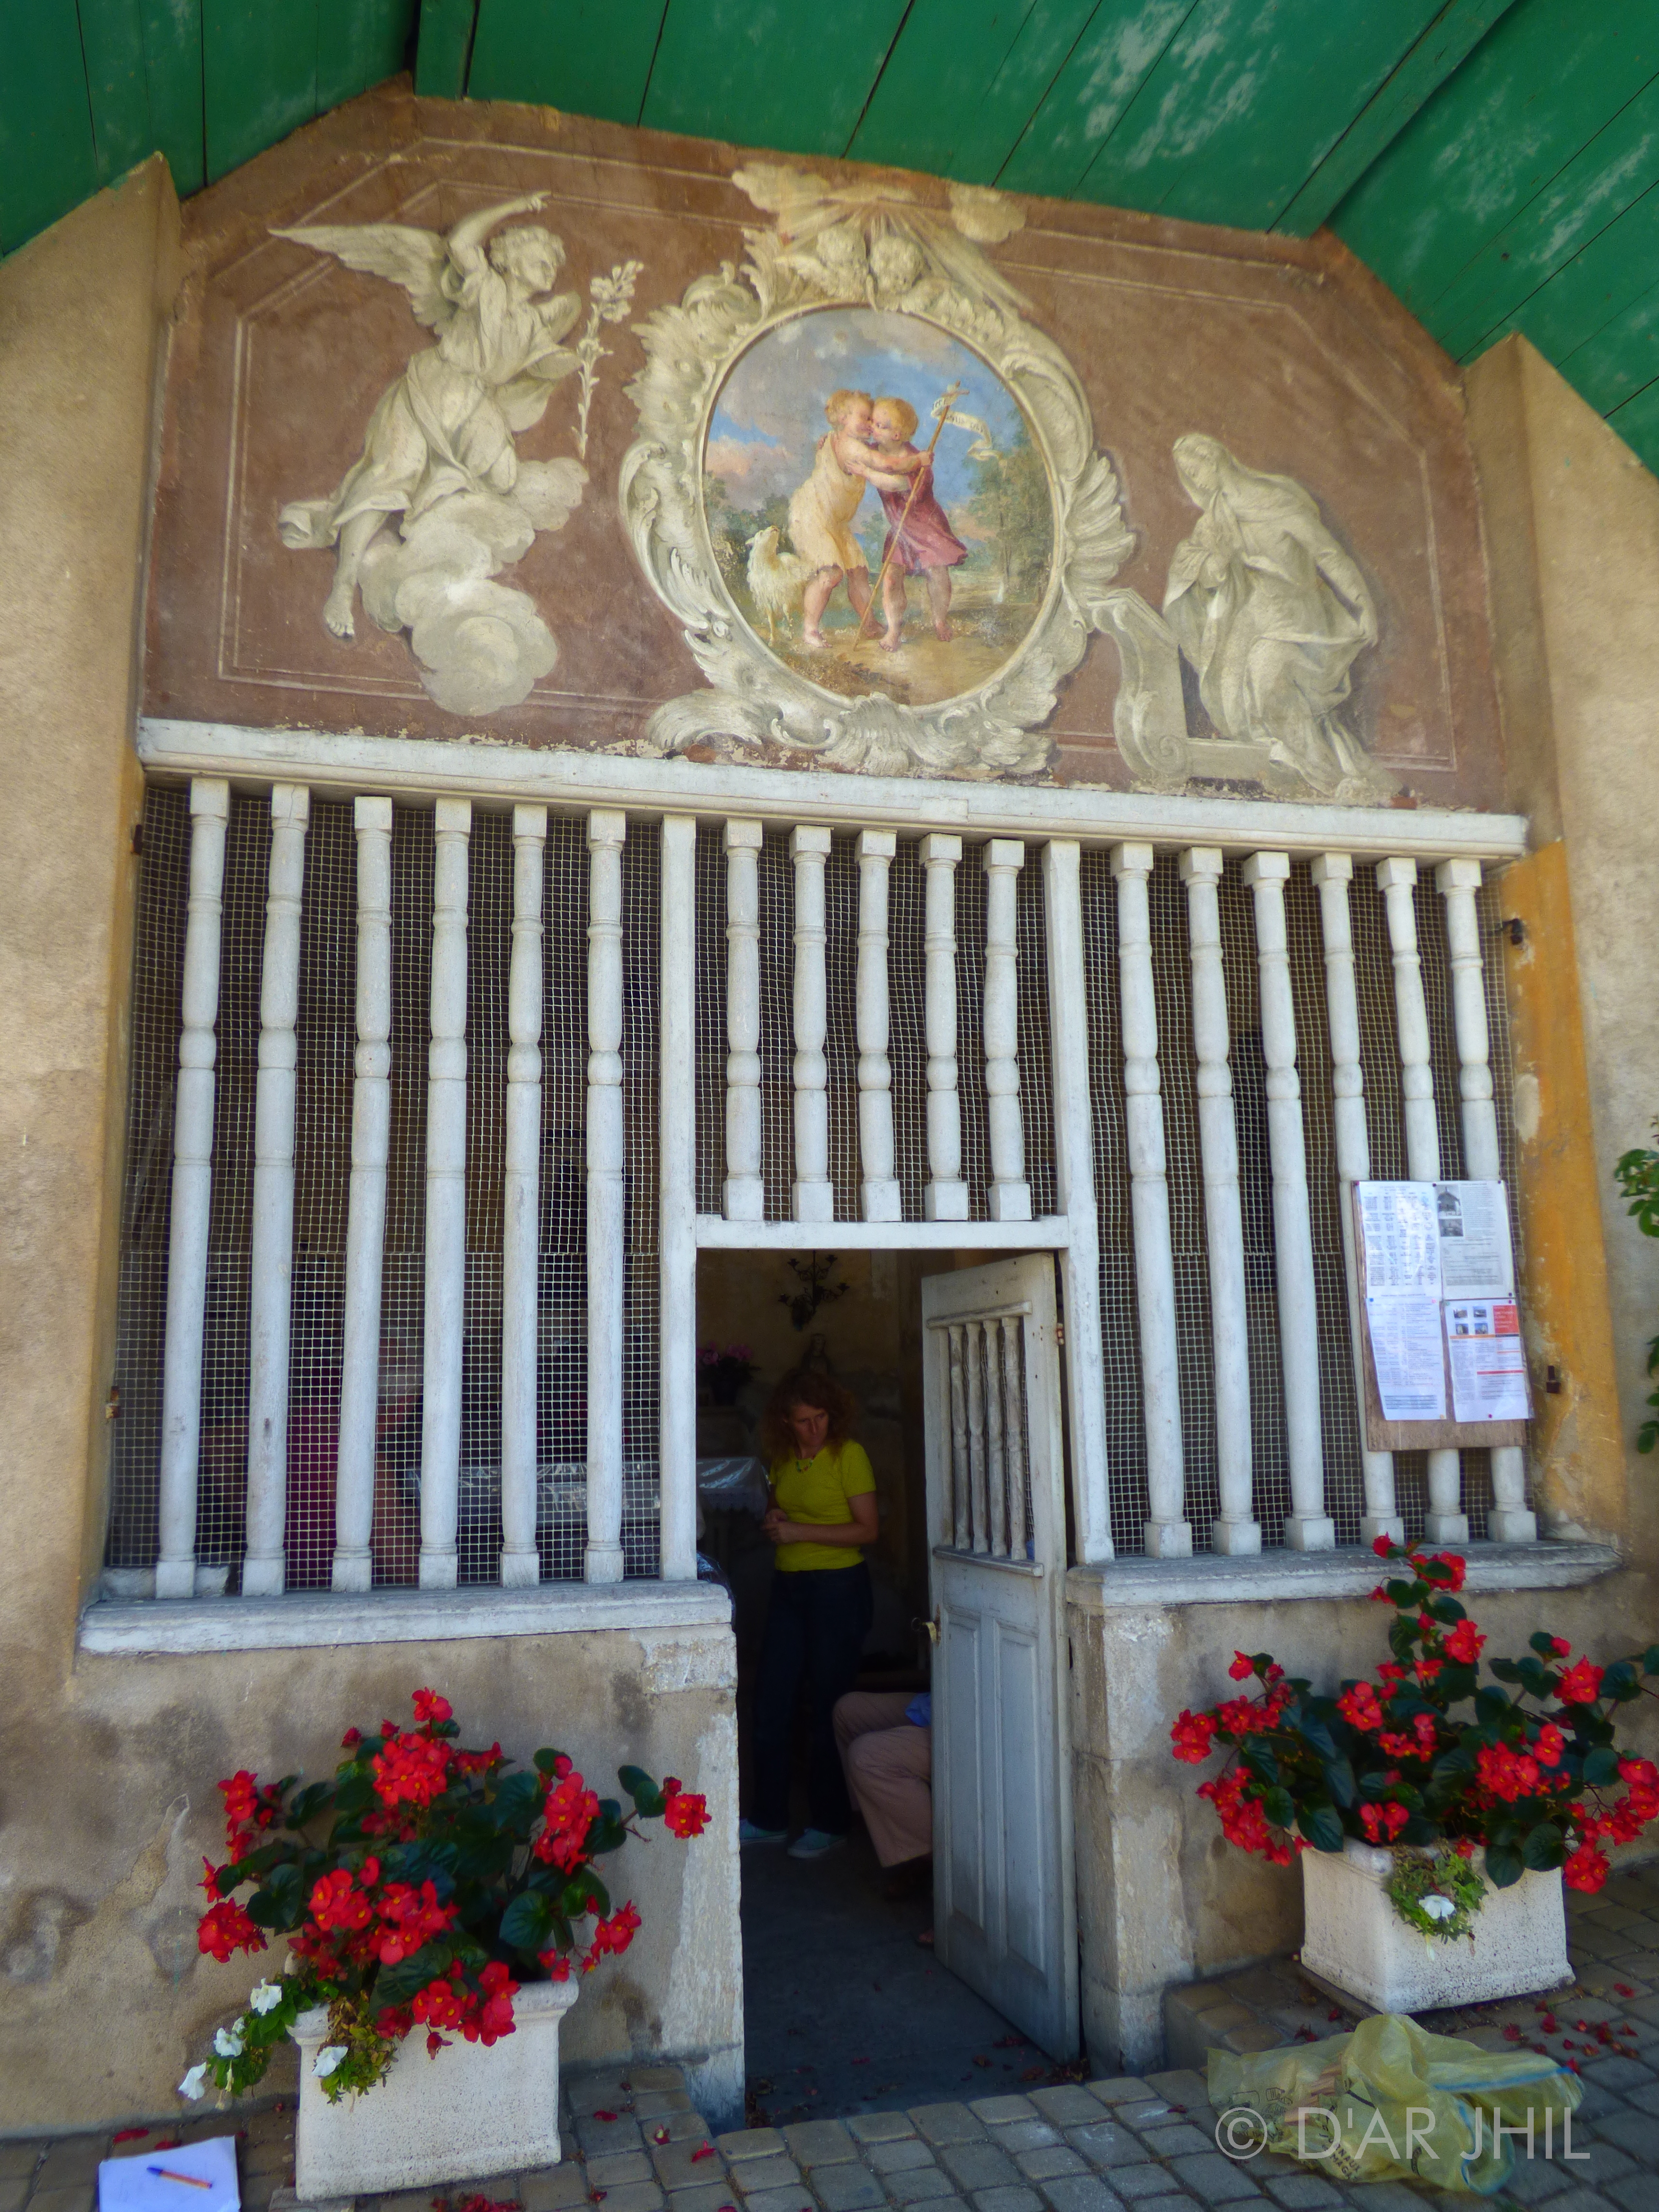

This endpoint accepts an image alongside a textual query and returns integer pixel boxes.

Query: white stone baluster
[586,810,627,1583]
[983,840,1032,1222]
[419,798,471,1590]
[1242,853,1335,1551]
[1001,1319,1029,1560]
[1042,839,1112,1562]
[1179,847,1259,1556]
[659,815,699,1580]
[985,1320,1009,1558]
[722,820,764,1221]
[856,830,901,1222]
[1312,854,1403,1545]
[1111,842,1190,1557]
[922,835,968,1222]
[1437,859,1537,1542]
[156,777,229,1600]
[242,784,310,1597]
[947,1323,970,1548]
[1379,856,1467,1542]
[791,825,834,1222]
[500,805,547,1588]
[967,1322,989,1551]
[333,798,393,1593]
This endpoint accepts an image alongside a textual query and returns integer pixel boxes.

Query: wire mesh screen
[108,786,190,1574]
[457,813,510,1586]
[1081,849,1504,1555]
[539,818,590,1580]
[694,823,728,1218]
[622,823,662,1576]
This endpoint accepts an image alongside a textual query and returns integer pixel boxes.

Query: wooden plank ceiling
[5,0,1659,469]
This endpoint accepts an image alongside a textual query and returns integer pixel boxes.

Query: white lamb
[745,526,811,644]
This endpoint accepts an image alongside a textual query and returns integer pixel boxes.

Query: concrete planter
[291,1978,579,2199]
[1300,1839,1569,2012]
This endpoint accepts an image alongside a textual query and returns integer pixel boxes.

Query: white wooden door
[921,1253,1079,2059]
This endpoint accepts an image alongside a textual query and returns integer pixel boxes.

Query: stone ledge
[1066,1541,1618,1612]
[77,1578,733,1656]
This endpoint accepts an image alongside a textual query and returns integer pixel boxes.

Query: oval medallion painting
[703,307,1055,709]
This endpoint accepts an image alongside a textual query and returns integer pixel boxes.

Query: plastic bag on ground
[1209,2012,1581,2194]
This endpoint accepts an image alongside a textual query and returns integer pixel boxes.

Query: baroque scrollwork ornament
[620,165,1135,778]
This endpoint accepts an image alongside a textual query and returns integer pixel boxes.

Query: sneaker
[738,1818,788,1846]
[786,1827,847,1861]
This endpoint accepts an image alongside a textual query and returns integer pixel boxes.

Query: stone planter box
[1300,1839,1570,2012]
[291,1978,579,2199]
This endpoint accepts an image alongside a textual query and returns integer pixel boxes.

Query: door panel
[923,1253,1078,2059]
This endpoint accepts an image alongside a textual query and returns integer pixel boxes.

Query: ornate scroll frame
[620,169,1134,779]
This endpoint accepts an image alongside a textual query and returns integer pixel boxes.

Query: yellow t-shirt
[769,1439,876,1572]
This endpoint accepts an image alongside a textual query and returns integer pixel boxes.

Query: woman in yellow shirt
[741,1369,878,1861]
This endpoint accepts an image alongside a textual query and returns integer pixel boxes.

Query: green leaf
[1489,1658,1523,1683]
[533,1747,567,1776]
[1583,1745,1621,1785]
[1475,1688,1514,1727]
[1385,1578,1420,1607]
[287,1780,335,1827]
[374,1937,459,2010]
[500,1891,556,1954]
[490,1771,543,1832]
[1291,1707,1338,1761]
[1321,1756,1356,1809]
[1603,1660,1639,1700]
[1641,1645,1659,1677]
[1238,1744,1279,1788]
[1521,1822,1565,1872]
[1262,1786,1295,1829]
[1484,1844,1524,1889]
[246,1861,306,1929]
[617,1766,666,1819]
[1297,1803,1345,1853]
[1426,1595,1467,1625]
[333,1769,373,1817]
[1398,1815,1439,1848]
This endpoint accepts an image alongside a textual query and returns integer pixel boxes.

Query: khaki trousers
[832,1689,933,1867]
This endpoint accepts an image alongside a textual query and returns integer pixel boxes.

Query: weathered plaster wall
[0,167,741,2139]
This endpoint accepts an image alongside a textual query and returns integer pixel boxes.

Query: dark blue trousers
[752,1562,873,1834]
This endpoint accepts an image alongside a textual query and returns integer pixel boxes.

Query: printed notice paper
[1365,1293,1448,1422]
[1445,1299,1531,1422]
[1358,1182,1442,1295]
[1434,1182,1515,1300]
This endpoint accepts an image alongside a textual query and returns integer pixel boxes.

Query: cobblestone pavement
[4,1864,1657,2212]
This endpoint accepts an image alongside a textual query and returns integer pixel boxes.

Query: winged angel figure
[275,194,589,714]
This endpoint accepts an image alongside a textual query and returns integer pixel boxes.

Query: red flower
[540,1950,572,1982]
[1563,1844,1610,1893]
[1358,1803,1409,1843]
[1337,1683,1382,1732]
[465,1959,518,2045]
[1228,1653,1254,1682]
[372,1731,453,1811]
[198,1897,267,1963]
[663,1786,710,1840]
[373,1878,456,1964]
[219,1770,260,1827]
[1429,1552,1467,1593]
[1371,1535,1394,1559]
[583,1902,641,1971]
[1476,1743,1544,1803]
[1416,1659,1443,1685]
[1444,1621,1485,1666]
[1558,1659,1604,1705]
[411,1974,476,2033]
[1171,1709,1218,1764]
[536,1772,601,1871]
[1534,1723,1564,1768]
[1549,1636,1572,1658]
[341,1727,362,1749]
[411,1689,453,1726]
[310,1867,373,1934]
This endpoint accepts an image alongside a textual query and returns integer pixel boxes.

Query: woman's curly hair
[758,1366,859,1465]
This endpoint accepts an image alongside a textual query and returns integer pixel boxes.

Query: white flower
[214,2022,246,2058]
[248,1982,285,2015]
[313,2044,348,2079]
[177,2064,209,2101]
[1421,1893,1456,1921]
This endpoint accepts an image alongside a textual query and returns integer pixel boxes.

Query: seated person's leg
[846,1720,932,1869]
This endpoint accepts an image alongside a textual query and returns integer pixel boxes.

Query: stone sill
[78,1578,733,1657]
[1066,1539,1619,1611]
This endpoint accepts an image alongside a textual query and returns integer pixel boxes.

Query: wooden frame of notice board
[1350,1188,1528,1454]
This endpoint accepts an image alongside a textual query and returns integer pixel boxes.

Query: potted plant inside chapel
[178,1689,709,2200]
[1171,1540,1659,2011]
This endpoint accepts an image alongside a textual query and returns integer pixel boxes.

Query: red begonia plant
[180,1688,709,2103]
[1171,1540,1659,1906]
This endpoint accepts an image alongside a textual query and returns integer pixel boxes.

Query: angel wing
[272,222,454,331]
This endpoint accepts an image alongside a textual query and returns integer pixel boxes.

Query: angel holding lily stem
[276,192,582,641]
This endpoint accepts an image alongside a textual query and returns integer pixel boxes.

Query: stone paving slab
[9,1871,1659,2212]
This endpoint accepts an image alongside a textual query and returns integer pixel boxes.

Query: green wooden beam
[641,0,910,158]
[0,7,99,256]
[414,0,479,98]
[321,0,416,111]
[848,0,1101,184]
[467,0,668,121]
[996,1,1196,200]
[1070,0,1449,232]
[1485,182,1659,374]
[1272,0,1520,237]
[1606,374,1659,475]
[78,0,154,184]
[1332,0,1659,324]
[138,0,206,196]
[203,0,319,182]
[1555,263,1659,416]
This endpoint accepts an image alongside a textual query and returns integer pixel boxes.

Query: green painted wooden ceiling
[6,0,1659,468]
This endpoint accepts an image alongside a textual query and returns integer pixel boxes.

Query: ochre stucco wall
[0,168,742,2138]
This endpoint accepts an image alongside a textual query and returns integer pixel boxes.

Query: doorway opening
[697,1244,1073,2123]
